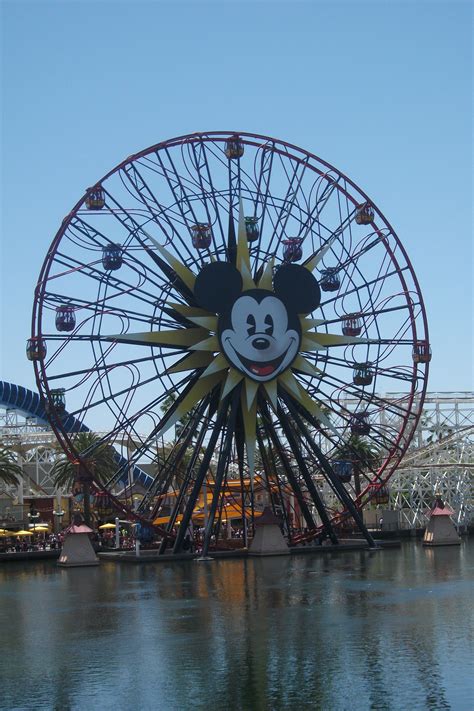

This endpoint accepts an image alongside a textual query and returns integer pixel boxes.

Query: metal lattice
[1,393,472,526]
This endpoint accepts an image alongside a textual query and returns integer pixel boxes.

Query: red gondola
[224,134,244,159]
[49,388,66,413]
[413,340,432,364]
[102,243,123,271]
[342,313,362,336]
[26,337,46,361]
[55,305,76,332]
[368,483,390,505]
[190,224,212,250]
[245,217,259,243]
[350,412,371,435]
[355,202,374,225]
[353,363,373,386]
[320,268,340,292]
[85,186,105,210]
[282,238,303,262]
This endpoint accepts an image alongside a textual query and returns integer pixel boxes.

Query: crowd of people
[1,532,64,553]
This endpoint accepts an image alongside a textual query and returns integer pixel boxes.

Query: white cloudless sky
[1,0,472,395]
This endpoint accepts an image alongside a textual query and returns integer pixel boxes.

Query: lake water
[0,541,472,711]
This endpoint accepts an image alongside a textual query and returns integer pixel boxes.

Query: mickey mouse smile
[223,335,298,380]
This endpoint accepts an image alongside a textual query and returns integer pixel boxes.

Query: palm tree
[0,447,22,487]
[51,432,117,525]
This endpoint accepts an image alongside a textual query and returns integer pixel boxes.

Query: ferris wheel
[29,131,430,552]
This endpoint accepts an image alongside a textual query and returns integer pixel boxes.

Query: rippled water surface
[0,541,472,711]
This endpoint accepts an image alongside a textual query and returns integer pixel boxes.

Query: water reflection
[0,542,472,710]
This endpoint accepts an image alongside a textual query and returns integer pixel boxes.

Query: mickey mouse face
[221,290,300,381]
[193,261,321,383]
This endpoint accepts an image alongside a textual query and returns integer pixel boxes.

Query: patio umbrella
[31,526,50,533]
[15,530,33,536]
[0,528,14,535]
[98,523,116,530]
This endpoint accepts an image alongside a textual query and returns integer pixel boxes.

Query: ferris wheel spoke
[295,178,341,256]
[300,369,412,421]
[251,140,276,271]
[337,231,390,271]
[103,180,201,273]
[200,388,242,557]
[276,399,339,543]
[42,290,162,327]
[312,301,413,333]
[156,148,203,229]
[119,164,203,267]
[121,163,182,235]
[259,397,317,530]
[319,264,412,310]
[263,155,310,257]
[172,391,234,553]
[281,392,377,545]
[43,353,163,385]
[62,368,169,421]
[95,372,209,491]
[51,251,167,308]
[255,427,293,535]
[141,398,212,513]
[189,140,227,250]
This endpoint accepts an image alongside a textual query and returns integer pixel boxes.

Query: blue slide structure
[0,381,153,488]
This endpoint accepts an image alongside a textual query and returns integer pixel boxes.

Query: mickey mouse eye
[264,314,274,336]
[246,314,256,336]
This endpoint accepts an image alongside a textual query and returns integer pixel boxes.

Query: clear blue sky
[1,0,472,395]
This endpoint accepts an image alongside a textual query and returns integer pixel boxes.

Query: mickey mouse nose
[252,337,270,350]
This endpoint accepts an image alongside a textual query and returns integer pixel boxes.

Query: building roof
[429,505,455,517]
[254,506,282,527]
[67,524,94,534]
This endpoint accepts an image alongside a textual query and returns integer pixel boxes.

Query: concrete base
[58,532,100,567]
[248,524,289,556]
[95,539,401,564]
[423,516,461,547]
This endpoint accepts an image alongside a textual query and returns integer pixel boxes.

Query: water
[0,541,472,711]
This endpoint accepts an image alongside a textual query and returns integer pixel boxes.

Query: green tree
[51,432,117,525]
[0,447,22,487]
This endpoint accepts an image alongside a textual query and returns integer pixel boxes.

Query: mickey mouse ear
[194,262,243,313]
[273,264,321,314]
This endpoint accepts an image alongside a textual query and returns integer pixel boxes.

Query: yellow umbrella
[99,522,117,530]
[0,528,14,535]
[31,526,50,533]
[153,514,184,526]
[15,530,33,536]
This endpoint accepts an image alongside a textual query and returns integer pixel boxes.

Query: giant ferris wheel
[29,131,431,552]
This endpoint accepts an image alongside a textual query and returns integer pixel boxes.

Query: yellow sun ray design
[244,378,259,411]
[103,206,368,476]
[263,380,278,410]
[165,351,215,375]
[257,257,274,290]
[221,368,245,401]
